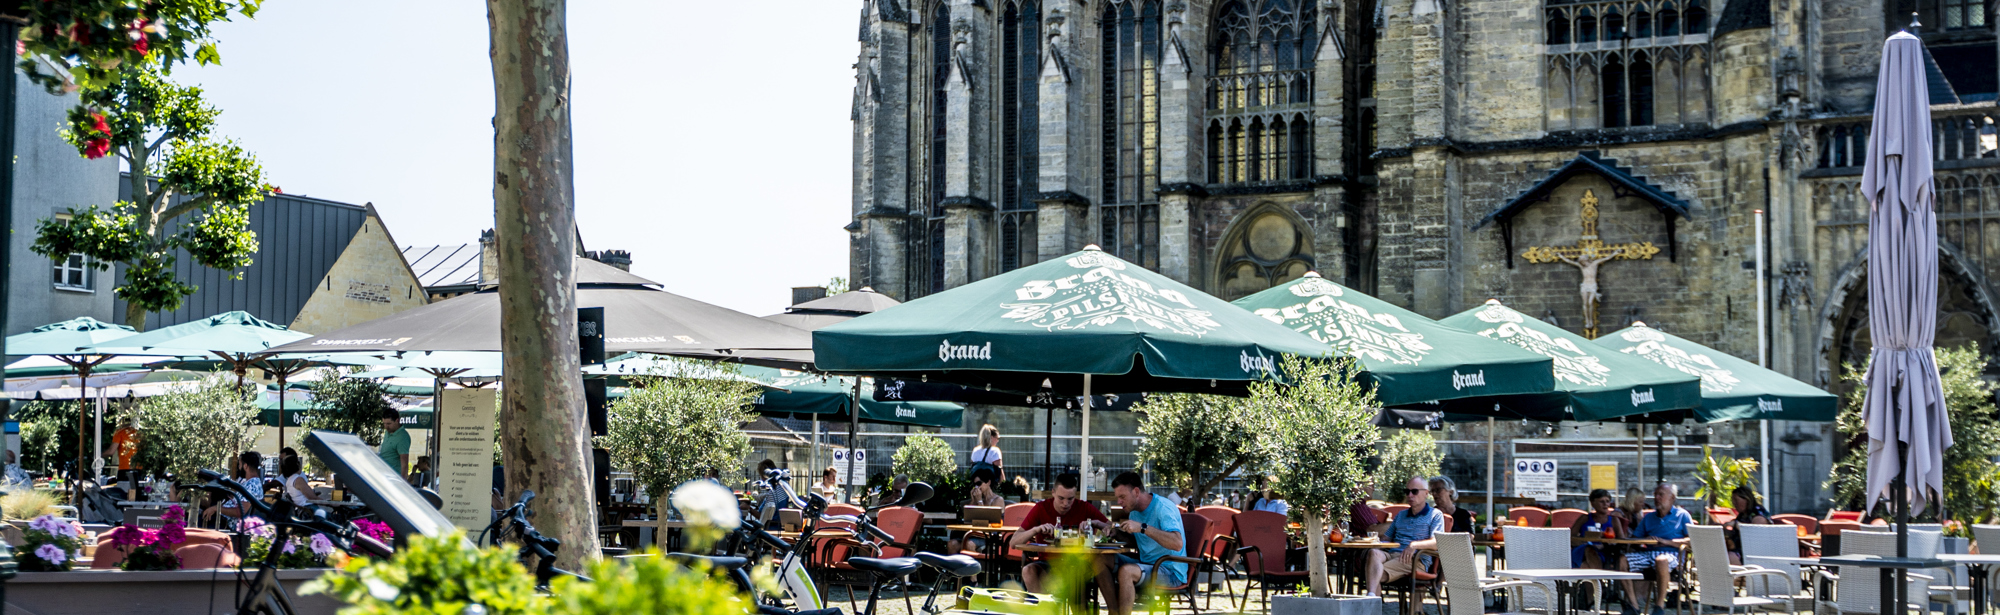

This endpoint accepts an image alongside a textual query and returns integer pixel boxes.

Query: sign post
[830,449,867,487]
[437,388,498,529]
[1514,459,1559,503]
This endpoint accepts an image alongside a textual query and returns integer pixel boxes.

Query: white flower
[670,480,741,530]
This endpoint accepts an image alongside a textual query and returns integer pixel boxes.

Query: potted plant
[596,363,759,522]
[892,432,958,511]
[105,505,190,571]
[18,514,84,571]
[1692,445,1759,521]
[1248,355,1382,614]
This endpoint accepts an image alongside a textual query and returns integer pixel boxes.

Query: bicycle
[480,490,591,589]
[188,469,395,615]
[683,469,980,615]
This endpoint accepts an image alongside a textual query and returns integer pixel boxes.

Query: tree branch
[1199,457,1248,502]
[147,133,170,154]
[158,193,214,223]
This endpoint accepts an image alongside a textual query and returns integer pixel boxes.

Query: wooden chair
[1233,510,1309,612]
[1507,506,1550,527]
[1689,525,1793,615]
[1549,508,1587,530]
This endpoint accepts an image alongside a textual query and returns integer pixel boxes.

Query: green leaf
[194,43,222,66]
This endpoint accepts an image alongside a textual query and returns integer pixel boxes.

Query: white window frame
[50,214,93,292]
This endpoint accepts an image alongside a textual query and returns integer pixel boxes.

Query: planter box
[5,568,346,615]
[1272,593,1384,615]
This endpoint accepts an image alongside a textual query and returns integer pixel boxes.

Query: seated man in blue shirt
[1366,476,1444,598]
[1106,471,1187,615]
[1622,483,1693,615]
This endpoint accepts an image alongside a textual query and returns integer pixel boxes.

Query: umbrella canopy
[6,355,158,377]
[264,259,813,368]
[5,317,135,357]
[1232,272,1556,406]
[590,354,963,428]
[814,246,1333,395]
[1861,30,1951,513]
[1426,300,1703,422]
[81,311,309,359]
[1594,322,1838,423]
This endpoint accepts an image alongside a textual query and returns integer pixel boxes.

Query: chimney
[791,286,829,306]
[478,229,498,284]
[585,249,633,271]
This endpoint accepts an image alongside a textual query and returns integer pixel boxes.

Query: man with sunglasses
[1365,477,1444,598]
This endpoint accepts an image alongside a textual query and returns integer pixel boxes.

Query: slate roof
[1474,151,1691,231]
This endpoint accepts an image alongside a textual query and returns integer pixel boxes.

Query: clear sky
[173,0,858,317]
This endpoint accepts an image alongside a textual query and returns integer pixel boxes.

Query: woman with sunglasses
[1571,489,1628,569]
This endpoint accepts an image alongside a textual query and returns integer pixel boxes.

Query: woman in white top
[968,424,1004,483]
[278,453,313,507]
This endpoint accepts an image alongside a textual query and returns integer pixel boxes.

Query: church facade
[848,0,1999,510]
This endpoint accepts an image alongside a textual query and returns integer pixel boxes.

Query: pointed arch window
[1547,9,1571,44]
[1102,0,1162,268]
[1207,0,1316,186]
[999,0,1041,272]
[1544,0,1707,131]
[1577,9,1598,43]
[920,3,951,296]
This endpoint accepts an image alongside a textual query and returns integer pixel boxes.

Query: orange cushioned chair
[1549,508,1587,530]
[1508,506,1550,527]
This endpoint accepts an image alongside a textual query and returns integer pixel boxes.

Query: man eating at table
[1366,476,1444,599]
[1010,472,1110,592]
[1623,483,1692,615]
[1107,471,1187,615]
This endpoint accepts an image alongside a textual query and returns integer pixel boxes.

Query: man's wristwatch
[1140,523,1150,534]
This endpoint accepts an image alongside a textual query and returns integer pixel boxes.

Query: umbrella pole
[1485,417,1495,526]
[278,369,287,456]
[1080,374,1092,497]
[810,416,819,489]
[848,378,861,504]
[92,390,102,483]
[74,360,92,503]
[1656,427,1666,485]
[1636,432,1646,486]
[1044,406,1052,492]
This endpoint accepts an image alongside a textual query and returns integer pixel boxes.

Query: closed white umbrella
[1859,29,1951,518]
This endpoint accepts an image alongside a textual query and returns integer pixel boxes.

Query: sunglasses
[1404,488,1427,495]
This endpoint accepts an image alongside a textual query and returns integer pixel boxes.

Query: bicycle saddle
[666,553,750,570]
[914,552,981,579]
[847,556,923,578]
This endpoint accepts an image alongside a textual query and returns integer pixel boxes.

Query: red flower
[83,138,110,159]
[90,113,108,136]
[131,35,147,55]
[70,20,87,44]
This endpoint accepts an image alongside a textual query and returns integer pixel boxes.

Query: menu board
[438,388,499,530]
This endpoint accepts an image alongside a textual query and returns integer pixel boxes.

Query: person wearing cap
[378,408,410,475]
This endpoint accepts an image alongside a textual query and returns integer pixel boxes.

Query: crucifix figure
[1521,189,1660,337]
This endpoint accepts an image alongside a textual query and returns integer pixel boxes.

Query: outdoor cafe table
[1939,553,2000,615]
[1326,540,1401,594]
[1821,554,1953,615]
[1494,569,1644,615]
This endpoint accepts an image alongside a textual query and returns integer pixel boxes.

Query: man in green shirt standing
[378,408,410,475]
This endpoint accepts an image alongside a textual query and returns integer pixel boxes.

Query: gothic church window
[1214,205,1315,300]
[1544,0,1710,131]
[1207,0,1316,186]
[1888,0,1997,98]
[1000,0,1041,272]
[1102,0,1163,269]
[922,2,951,296]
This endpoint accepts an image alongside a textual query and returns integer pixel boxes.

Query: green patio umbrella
[80,311,314,452]
[1594,322,1837,423]
[6,317,138,494]
[1232,272,1555,406]
[254,396,433,429]
[815,245,1332,483]
[1429,300,1703,423]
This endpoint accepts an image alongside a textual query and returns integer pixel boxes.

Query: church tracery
[1215,204,1316,300]
[1101,0,1163,269]
[1543,0,1710,130]
[999,0,1041,273]
[1207,0,1316,185]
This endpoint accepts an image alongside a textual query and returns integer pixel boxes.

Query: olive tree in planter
[892,432,959,511]
[1248,355,1380,607]
[595,370,758,521]
[131,375,262,480]
[1136,393,1269,505]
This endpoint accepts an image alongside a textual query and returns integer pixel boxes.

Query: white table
[1494,569,1645,615]
[1939,554,2000,615]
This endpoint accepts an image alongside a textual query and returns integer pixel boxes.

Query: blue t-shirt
[1252,498,1290,516]
[1387,504,1447,567]
[1129,494,1188,585]
[1635,506,1694,545]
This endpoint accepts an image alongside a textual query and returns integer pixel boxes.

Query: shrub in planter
[106,504,189,570]
[18,514,84,571]
[242,517,338,568]
[304,531,543,615]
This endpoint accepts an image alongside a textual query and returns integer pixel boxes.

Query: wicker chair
[1738,523,1815,607]
[1439,532,1549,615]
[1689,525,1793,615]
[1815,530,1945,615]
[1500,526,1571,613]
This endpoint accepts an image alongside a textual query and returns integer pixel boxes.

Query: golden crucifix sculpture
[1520,189,1661,337]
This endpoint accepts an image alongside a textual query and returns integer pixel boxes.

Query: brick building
[847,0,1998,510]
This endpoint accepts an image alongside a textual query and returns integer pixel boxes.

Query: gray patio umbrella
[1843,27,1951,615]
[1860,30,1950,518]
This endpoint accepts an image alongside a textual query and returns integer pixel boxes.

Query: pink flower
[355,519,394,543]
[34,544,65,565]
[309,534,334,556]
[165,505,185,520]
[281,538,297,555]
[156,523,185,547]
[107,525,154,548]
